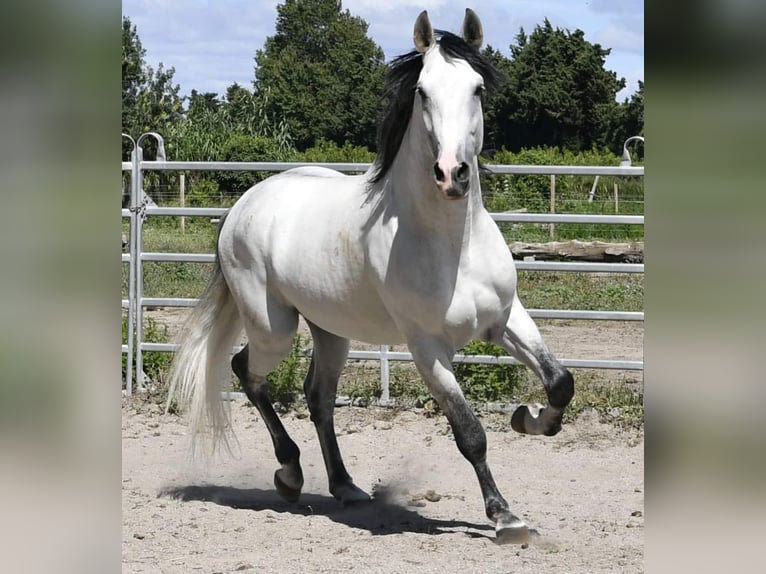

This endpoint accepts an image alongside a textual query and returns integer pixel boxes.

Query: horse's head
[413,9,486,200]
[369,10,500,197]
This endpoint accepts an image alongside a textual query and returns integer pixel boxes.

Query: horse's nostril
[454,162,470,183]
[433,162,445,183]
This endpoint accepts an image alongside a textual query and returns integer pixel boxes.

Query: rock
[424,489,442,502]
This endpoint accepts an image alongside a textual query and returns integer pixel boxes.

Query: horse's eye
[416,86,428,100]
[474,85,485,97]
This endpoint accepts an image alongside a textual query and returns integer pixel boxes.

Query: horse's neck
[389,121,484,245]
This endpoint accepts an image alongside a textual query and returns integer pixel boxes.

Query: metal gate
[122,133,644,397]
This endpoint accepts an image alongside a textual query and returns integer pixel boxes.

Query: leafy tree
[122,16,147,139]
[254,0,386,150]
[480,45,513,154]
[165,83,292,162]
[486,19,625,153]
[121,16,183,155]
[187,90,221,118]
[611,80,644,159]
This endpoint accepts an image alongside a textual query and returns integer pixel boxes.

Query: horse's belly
[292,290,405,345]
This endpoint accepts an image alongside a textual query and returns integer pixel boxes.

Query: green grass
[122,314,174,389]
[517,271,643,311]
[511,369,644,429]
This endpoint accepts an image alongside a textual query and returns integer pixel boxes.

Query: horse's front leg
[487,293,575,436]
[409,335,530,544]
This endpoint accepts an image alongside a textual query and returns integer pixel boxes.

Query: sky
[122,0,643,102]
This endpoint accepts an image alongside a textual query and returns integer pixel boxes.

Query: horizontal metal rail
[138,342,642,371]
[493,213,643,225]
[139,251,642,273]
[141,252,215,263]
[143,161,372,172]
[140,160,644,178]
[138,296,642,321]
[515,261,643,273]
[486,165,643,176]
[145,206,228,217]
[140,205,643,226]
[530,309,643,321]
[141,297,198,307]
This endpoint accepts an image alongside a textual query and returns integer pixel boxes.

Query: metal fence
[122,133,644,397]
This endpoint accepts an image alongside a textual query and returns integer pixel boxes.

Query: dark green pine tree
[486,19,626,152]
[254,0,386,150]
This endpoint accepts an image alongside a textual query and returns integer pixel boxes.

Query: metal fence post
[123,134,137,396]
[380,344,390,404]
[134,143,146,391]
[134,132,167,392]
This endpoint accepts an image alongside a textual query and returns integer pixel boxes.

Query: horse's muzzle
[444,186,469,200]
[434,161,470,199]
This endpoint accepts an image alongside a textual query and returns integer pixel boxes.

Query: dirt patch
[122,401,643,573]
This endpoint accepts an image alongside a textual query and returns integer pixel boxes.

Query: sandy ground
[125,309,643,572]
[122,400,643,573]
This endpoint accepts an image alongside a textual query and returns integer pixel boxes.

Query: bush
[481,146,644,242]
[216,134,291,195]
[293,139,375,164]
[122,315,173,388]
[453,340,526,403]
[266,334,309,409]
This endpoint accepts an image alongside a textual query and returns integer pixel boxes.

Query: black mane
[368,31,503,185]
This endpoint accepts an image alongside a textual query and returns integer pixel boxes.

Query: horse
[168,8,574,545]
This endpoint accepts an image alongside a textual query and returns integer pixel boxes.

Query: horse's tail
[166,225,242,456]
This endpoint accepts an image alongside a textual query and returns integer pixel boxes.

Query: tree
[122,16,146,138]
[611,80,644,158]
[486,19,626,152]
[480,45,513,154]
[121,16,183,152]
[187,90,221,118]
[254,0,386,150]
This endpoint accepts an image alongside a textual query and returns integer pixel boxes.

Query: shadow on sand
[159,483,495,540]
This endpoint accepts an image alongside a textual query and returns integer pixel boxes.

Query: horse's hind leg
[232,311,304,502]
[487,293,574,436]
[304,321,370,504]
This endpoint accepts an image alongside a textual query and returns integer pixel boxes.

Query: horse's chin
[442,188,469,201]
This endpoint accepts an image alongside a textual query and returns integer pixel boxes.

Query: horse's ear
[413,10,434,53]
[461,8,484,50]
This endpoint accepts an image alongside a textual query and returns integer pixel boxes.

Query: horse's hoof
[274,469,302,503]
[495,523,530,545]
[543,420,562,436]
[511,403,562,436]
[511,404,544,435]
[331,482,371,506]
[510,404,530,434]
